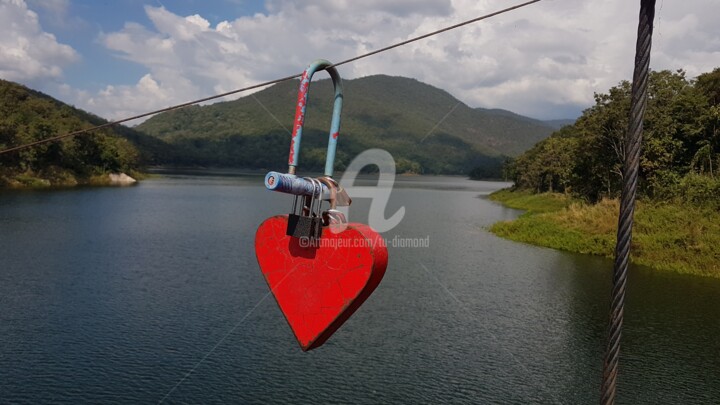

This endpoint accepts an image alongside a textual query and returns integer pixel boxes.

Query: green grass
[1,169,146,188]
[489,189,720,278]
[489,189,575,213]
[12,174,51,188]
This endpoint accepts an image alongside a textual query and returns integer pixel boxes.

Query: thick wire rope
[0,0,540,156]
[600,1,656,404]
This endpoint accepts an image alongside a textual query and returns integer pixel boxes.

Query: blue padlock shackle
[288,59,343,177]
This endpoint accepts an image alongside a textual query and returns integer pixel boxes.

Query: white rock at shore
[109,172,137,186]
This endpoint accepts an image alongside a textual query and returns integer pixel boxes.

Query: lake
[1,173,719,403]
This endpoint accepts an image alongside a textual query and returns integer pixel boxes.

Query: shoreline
[1,167,505,190]
[487,189,720,279]
[0,170,144,189]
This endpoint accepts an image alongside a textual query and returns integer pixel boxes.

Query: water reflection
[0,174,718,403]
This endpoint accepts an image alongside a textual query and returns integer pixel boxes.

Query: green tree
[696,68,720,106]
[0,79,148,186]
[509,68,719,205]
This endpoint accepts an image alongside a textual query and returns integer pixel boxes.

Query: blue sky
[27,0,267,89]
[2,0,719,122]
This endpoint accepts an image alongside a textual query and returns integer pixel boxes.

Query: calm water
[1,174,719,404]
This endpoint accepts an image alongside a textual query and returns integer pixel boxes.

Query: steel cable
[0,0,540,156]
[600,1,656,403]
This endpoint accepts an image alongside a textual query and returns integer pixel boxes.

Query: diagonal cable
[157,264,299,404]
[157,289,274,404]
[0,0,542,156]
[419,101,462,143]
[417,261,563,404]
[0,74,302,156]
[251,94,293,135]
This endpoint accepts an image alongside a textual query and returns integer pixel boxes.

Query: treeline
[0,80,177,186]
[508,68,720,206]
[0,80,144,186]
[162,129,507,176]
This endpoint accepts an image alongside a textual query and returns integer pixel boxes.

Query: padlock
[286,177,323,239]
[276,58,347,238]
[319,175,352,208]
[263,58,350,216]
[318,176,347,234]
[333,185,352,207]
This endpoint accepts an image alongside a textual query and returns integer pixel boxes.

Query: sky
[1,0,719,123]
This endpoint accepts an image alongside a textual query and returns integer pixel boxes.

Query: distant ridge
[0,75,559,180]
[542,119,576,130]
[138,75,555,175]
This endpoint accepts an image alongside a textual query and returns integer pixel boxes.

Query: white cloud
[75,0,720,121]
[0,0,77,83]
[80,71,202,122]
[651,0,720,79]
[265,0,453,17]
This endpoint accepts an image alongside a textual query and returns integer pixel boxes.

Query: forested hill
[138,75,557,175]
[542,119,576,130]
[0,75,559,186]
[508,68,720,205]
[0,79,172,187]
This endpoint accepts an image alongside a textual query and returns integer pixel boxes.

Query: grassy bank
[0,169,145,188]
[489,190,720,278]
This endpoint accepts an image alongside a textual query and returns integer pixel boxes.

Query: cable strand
[0,73,303,155]
[600,1,656,404]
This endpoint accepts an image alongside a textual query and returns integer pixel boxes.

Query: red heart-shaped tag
[255,215,388,351]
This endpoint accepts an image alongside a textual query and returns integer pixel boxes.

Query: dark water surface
[1,174,719,404]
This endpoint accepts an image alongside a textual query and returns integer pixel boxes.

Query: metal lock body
[318,176,348,234]
[287,178,324,240]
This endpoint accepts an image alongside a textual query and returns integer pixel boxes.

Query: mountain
[543,119,576,130]
[138,75,555,175]
[0,79,173,187]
